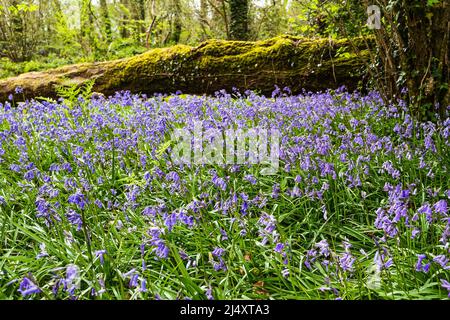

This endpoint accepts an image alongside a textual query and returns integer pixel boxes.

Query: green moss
[99,35,370,93]
[0,36,373,101]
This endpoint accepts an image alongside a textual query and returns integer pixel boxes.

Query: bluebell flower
[440,279,450,298]
[434,200,448,215]
[315,240,330,257]
[95,250,107,265]
[274,243,285,254]
[36,243,49,259]
[129,274,139,288]
[68,191,88,210]
[18,277,41,297]
[339,252,355,272]
[212,258,227,271]
[212,247,225,257]
[206,288,214,300]
[65,265,80,296]
[415,254,429,272]
[94,199,103,208]
[244,174,257,185]
[66,210,83,231]
[164,212,178,232]
[216,229,227,241]
[433,255,449,269]
[141,279,147,292]
[418,203,433,222]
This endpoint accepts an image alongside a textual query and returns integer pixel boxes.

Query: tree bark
[80,0,95,56]
[229,0,249,40]
[199,0,210,40]
[99,0,112,42]
[119,0,130,38]
[369,0,449,119]
[0,36,371,102]
[170,0,182,44]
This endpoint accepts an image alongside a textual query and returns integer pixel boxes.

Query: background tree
[0,0,42,62]
[229,0,249,40]
[99,0,112,42]
[170,0,182,43]
[368,0,449,119]
[0,0,448,121]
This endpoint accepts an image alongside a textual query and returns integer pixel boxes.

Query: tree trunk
[0,36,371,102]
[11,0,24,62]
[370,0,449,119]
[80,0,95,56]
[229,0,249,40]
[119,0,130,38]
[199,0,209,40]
[99,0,112,42]
[138,0,146,34]
[171,0,182,44]
[209,0,230,39]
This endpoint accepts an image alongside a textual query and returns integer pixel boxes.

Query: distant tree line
[0,0,448,118]
[0,0,372,63]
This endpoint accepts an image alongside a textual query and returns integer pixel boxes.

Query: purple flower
[206,288,214,300]
[434,200,448,215]
[36,243,48,259]
[212,258,227,271]
[66,210,83,231]
[418,203,433,222]
[142,206,158,217]
[95,250,107,265]
[65,265,80,296]
[141,279,147,292]
[52,279,63,296]
[339,253,355,272]
[24,169,36,181]
[179,250,189,260]
[129,274,139,288]
[18,277,41,297]
[122,269,139,288]
[220,228,228,241]
[212,175,227,191]
[315,240,330,257]
[212,247,225,257]
[415,254,430,273]
[274,243,285,254]
[374,250,393,270]
[94,199,103,209]
[68,191,88,210]
[148,227,169,259]
[433,255,449,269]
[440,279,450,298]
[164,212,178,232]
[244,175,257,185]
[9,164,21,172]
[271,184,280,199]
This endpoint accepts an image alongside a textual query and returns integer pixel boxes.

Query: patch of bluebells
[1,88,449,299]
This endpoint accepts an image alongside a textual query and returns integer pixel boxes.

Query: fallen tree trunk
[0,36,372,102]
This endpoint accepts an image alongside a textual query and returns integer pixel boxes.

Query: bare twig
[145,15,157,49]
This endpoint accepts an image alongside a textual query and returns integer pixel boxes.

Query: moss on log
[0,36,372,101]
